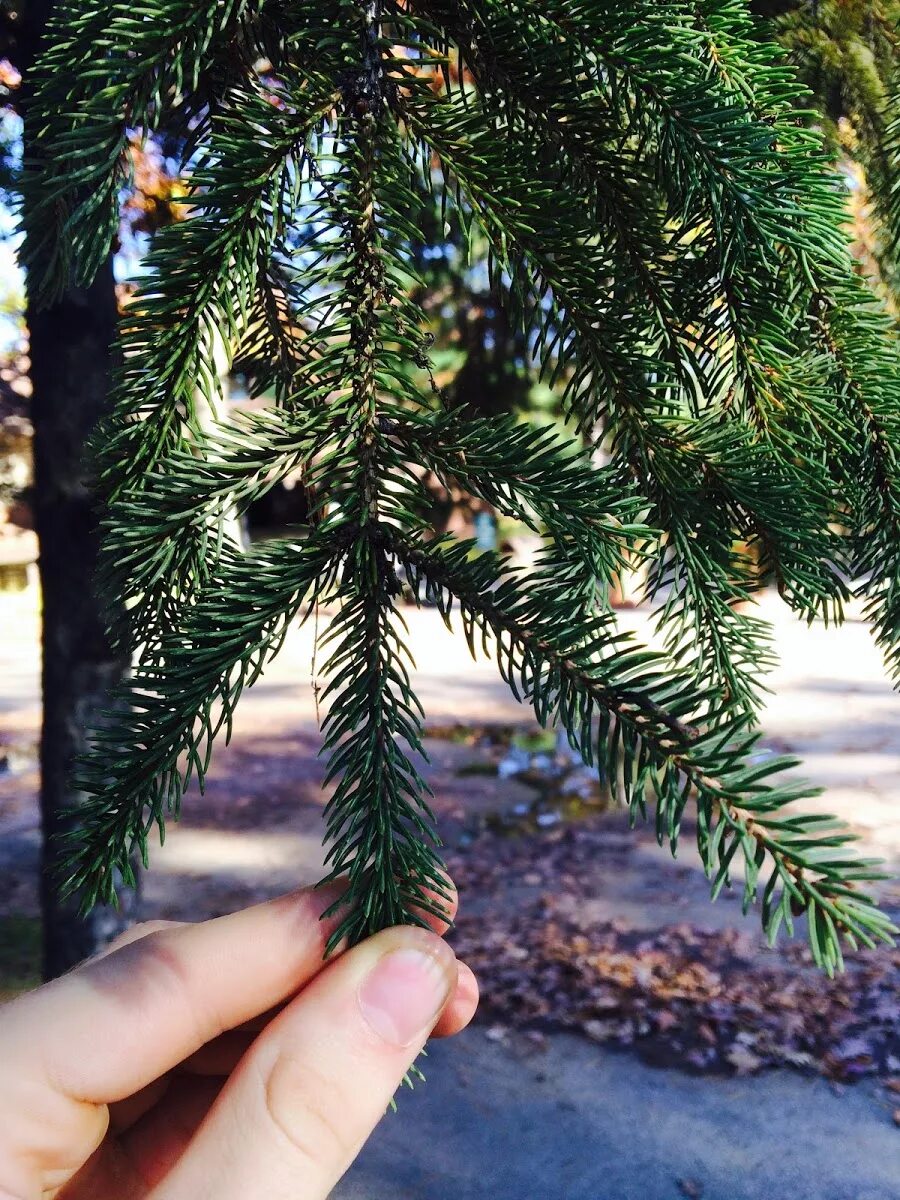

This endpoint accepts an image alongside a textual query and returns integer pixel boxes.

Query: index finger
[0,884,381,1106]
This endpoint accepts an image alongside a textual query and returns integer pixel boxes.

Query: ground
[0,584,899,1198]
[339,1035,900,1200]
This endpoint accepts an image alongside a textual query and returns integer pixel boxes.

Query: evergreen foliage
[754,0,900,303]
[24,0,900,972]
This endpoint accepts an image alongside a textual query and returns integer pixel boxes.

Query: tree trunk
[22,0,135,980]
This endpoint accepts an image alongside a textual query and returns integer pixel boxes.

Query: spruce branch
[687,0,900,677]
[402,91,773,715]
[23,0,274,298]
[393,410,651,584]
[62,534,345,910]
[313,0,453,941]
[105,406,343,646]
[93,70,342,650]
[24,0,900,976]
[318,531,449,947]
[390,529,897,974]
[399,58,855,715]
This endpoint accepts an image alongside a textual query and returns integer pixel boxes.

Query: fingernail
[358,944,455,1047]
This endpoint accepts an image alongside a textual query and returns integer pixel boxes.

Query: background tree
[751,1,900,311]
[6,0,132,978]
[24,0,900,973]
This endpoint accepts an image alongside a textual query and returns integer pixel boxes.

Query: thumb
[154,926,458,1200]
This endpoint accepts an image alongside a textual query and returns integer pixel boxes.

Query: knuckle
[103,919,179,954]
[137,931,226,1042]
[82,928,223,1047]
[78,920,182,974]
[262,1051,352,1173]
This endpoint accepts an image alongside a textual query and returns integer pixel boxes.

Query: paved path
[338,1032,900,1200]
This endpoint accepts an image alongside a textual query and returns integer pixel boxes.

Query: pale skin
[0,884,480,1200]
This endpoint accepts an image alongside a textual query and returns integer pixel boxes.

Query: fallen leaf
[726,1044,763,1076]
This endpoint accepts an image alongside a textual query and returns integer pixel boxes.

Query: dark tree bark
[29,274,135,978]
[20,0,135,979]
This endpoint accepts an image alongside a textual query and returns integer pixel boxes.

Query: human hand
[0,885,479,1199]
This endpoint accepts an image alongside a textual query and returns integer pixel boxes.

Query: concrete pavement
[338,1032,900,1200]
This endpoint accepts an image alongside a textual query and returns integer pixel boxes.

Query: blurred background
[0,2,899,1198]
